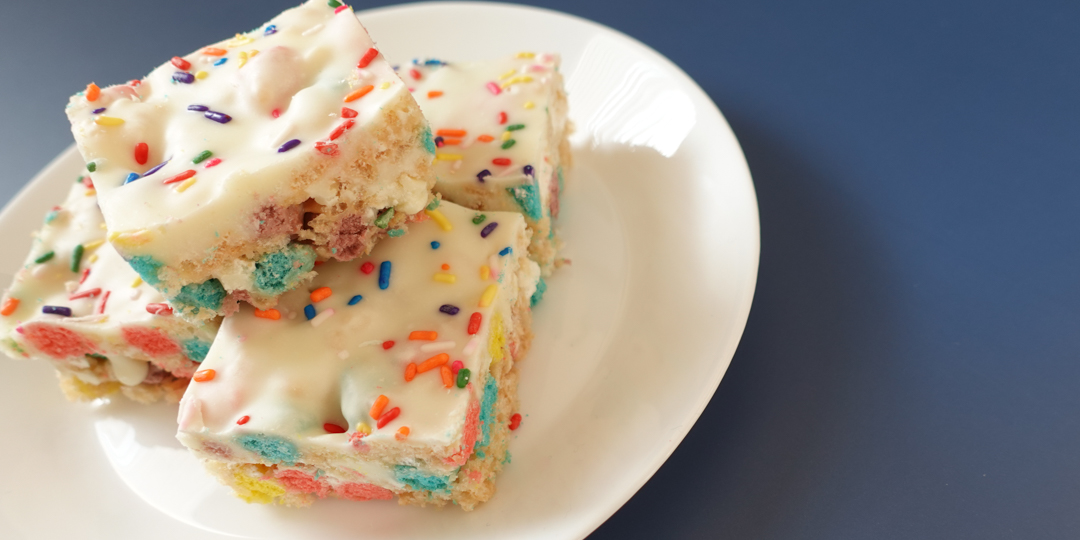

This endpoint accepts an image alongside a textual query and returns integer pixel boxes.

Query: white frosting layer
[0,182,218,385]
[65,0,423,269]
[177,201,537,485]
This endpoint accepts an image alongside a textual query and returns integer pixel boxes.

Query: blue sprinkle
[143,160,168,177]
[304,304,316,320]
[387,228,405,237]
[348,295,363,305]
[477,169,491,182]
[124,172,141,184]
[278,139,301,153]
[187,104,209,112]
[378,261,391,290]
[42,306,72,317]
[264,24,278,35]
[524,164,534,176]
[213,58,227,66]
[91,107,106,114]
[480,222,499,238]
[423,59,445,66]
[430,241,440,249]
[439,304,460,315]
[499,247,512,256]
[173,71,195,84]
[204,111,232,124]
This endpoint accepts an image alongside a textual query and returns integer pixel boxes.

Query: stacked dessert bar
[0,0,569,510]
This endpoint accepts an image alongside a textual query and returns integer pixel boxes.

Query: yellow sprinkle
[480,265,490,281]
[87,254,98,264]
[524,101,535,109]
[83,240,104,250]
[109,229,153,246]
[195,70,208,79]
[355,422,372,436]
[479,284,498,308]
[175,177,197,193]
[94,116,125,126]
[99,223,107,230]
[238,51,249,68]
[500,75,534,89]
[499,69,517,80]
[224,33,255,48]
[380,81,391,90]
[436,153,463,161]
[433,273,457,284]
[516,52,536,59]
[84,189,96,196]
[131,277,143,288]
[424,209,452,231]
[501,131,512,142]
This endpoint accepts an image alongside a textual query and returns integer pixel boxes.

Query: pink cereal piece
[21,323,96,359]
[335,482,394,501]
[202,442,232,458]
[445,399,480,466]
[121,326,181,357]
[275,469,331,498]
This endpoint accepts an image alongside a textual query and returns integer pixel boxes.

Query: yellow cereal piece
[488,314,506,364]
[231,470,285,504]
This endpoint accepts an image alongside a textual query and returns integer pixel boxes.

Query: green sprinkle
[506,124,525,131]
[375,207,395,229]
[426,197,441,211]
[75,175,84,184]
[86,162,96,173]
[34,251,55,264]
[472,214,486,225]
[501,139,516,150]
[387,228,405,237]
[327,0,341,6]
[85,353,108,361]
[71,244,84,272]
[192,150,213,164]
[456,368,471,388]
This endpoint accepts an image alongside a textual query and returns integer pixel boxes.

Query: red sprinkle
[204,158,222,168]
[69,288,101,300]
[82,176,94,189]
[340,107,358,118]
[451,360,464,374]
[146,303,173,316]
[498,111,507,125]
[382,340,395,350]
[97,291,110,314]
[162,169,196,185]
[170,56,191,70]
[134,142,149,165]
[360,261,375,274]
[329,119,355,141]
[237,415,250,425]
[79,268,90,284]
[357,47,379,69]
[409,69,421,80]
[376,407,400,429]
[334,4,349,14]
[314,142,339,156]
[509,413,522,431]
[271,109,281,118]
[467,312,482,334]
[492,158,511,166]
[324,422,347,433]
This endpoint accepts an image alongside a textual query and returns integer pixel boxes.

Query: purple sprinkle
[439,304,460,316]
[205,111,232,124]
[278,139,301,153]
[173,72,195,84]
[480,222,498,238]
[187,104,209,112]
[434,136,444,148]
[42,306,72,317]
[143,160,168,177]
[477,169,491,183]
[92,107,106,114]
[524,164,534,176]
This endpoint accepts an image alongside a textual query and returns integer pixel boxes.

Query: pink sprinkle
[145,303,173,316]
[486,82,501,95]
[334,4,348,13]
[15,326,23,334]
[204,158,222,168]
[451,360,464,374]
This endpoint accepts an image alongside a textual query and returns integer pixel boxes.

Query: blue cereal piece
[530,277,547,307]
[420,125,436,154]
[182,339,211,363]
[506,182,543,221]
[394,465,451,492]
[476,376,499,449]
[172,279,227,314]
[127,255,164,285]
[253,244,316,295]
[236,434,301,465]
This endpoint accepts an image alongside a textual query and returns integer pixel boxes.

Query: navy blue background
[2,1,1077,538]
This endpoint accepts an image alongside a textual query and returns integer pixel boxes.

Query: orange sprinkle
[404,363,417,382]
[370,394,389,419]
[440,365,454,388]
[395,426,410,440]
[441,138,462,146]
[1,298,19,316]
[310,286,332,303]
[253,308,280,320]
[202,47,227,56]
[436,129,466,137]
[344,85,374,102]
[85,83,100,102]
[427,90,443,99]
[476,134,494,143]
[193,369,216,382]
[441,263,450,270]
[417,353,450,373]
[409,330,438,341]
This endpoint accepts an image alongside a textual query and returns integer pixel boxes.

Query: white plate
[0,2,758,539]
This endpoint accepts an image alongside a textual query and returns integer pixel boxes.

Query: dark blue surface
[2,1,1078,538]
